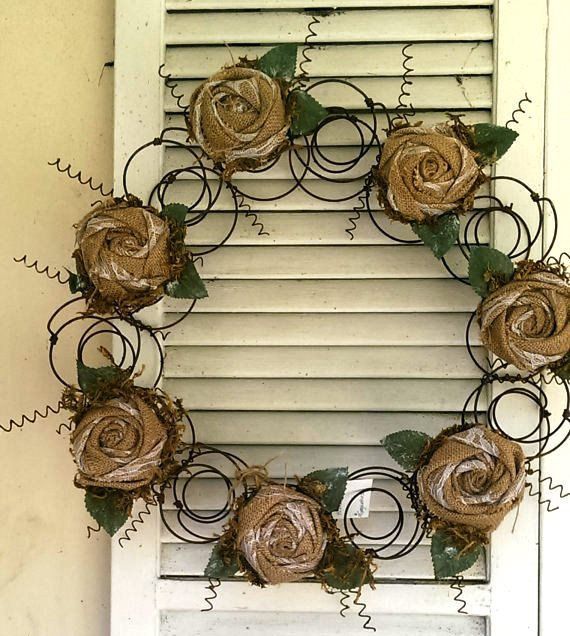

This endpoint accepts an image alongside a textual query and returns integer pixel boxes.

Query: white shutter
[112,1,549,635]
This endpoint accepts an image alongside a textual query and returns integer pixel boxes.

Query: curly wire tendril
[56,420,74,436]
[201,577,221,612]
[506,92,532,129]
[296,13,322,89]
[392,43,415,126]
[526,473,570,512]
[158,63,189,117]
[86,521,102,539]
[48,158,113,197]
[352,592,376,632]
[232,187,269,237]
[13,255,70,285]
[117,498,158,548]
[345,174,372,240]
[337,589,351,617]
[450,576,468,615]
[1,401,64,433]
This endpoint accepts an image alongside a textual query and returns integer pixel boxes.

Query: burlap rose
[478,264,570,372]
[71,394,169,491]
[188,66,289,177]
[377,124,483,224]
[418,426,526,533]
[75,198,174,312]
[236,484,326,584]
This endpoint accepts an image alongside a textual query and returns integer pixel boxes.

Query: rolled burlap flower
[418,426,526,533]
[236,484,327,584]
[71,394,169,491]
[377,124,483,224]
[188,66,289,177]
[478,264,570,372]
[75,198,174,312]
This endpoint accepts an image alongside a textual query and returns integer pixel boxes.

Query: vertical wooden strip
[111,2,165,636]
[541,2,570,634]
[490,1,546,635]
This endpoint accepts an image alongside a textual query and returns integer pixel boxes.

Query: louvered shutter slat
[163,279,478,312]
[165,42,493,77]
[165,9,493,44]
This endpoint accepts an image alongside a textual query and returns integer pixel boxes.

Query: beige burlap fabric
[478,266,570,372]
[188,66,289,177]
[71,394,168,491]
[75,198,173,311]
[236,484,326,584]
[418,426,526,533]
[377,124,482,224]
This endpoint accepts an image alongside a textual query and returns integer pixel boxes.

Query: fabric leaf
[162,202,188,226]
[290,90,328,136]
[299,467,349,513]
[468,246,514,298]
[85,489,131,537]
[77,360,126,397]
[471,123,518,164]
[204,543,240,578]
[411,214,460,259]
[381,430,432,472]
[256,44,297,80]
[67,271,90,294]
[165,260,208,299]
[431,529,482,579]
[321,542,374,591]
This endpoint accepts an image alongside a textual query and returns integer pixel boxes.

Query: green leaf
[256,44,297,80]
[162,202,188,226]
[468,246,514,298]
[205,543,240,578]
[321,542,374,591]
[300,467,349,513]
[411,214,460,259]
[85,489,131,537]
[290,90,328,136]
[471,123,518,164]
[431,530,482,579]
[381,430,432,472]
[67,271,90,294]
[77,360,126,397]
[165,260,208,299]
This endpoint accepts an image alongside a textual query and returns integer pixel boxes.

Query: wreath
[8,40,570,631]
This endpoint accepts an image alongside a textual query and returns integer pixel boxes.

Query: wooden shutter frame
[110,1,563,634]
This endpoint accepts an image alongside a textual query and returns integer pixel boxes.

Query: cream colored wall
[0,2,114,635]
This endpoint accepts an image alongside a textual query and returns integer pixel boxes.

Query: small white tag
[332,479,373,519]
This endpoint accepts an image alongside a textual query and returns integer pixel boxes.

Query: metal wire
[13,255,70,285]
[450,576,467,615]
[297,13,321,89]
[86,522,102,539]
[352,591,376,632]
[159,64,189,118]
[48,158,113,197]
[342,467,425,560]
[1,401,64,433]
[506,93,532,129]
[392,43,415,126]
[201,577,221,612]
[526,470,570,512]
